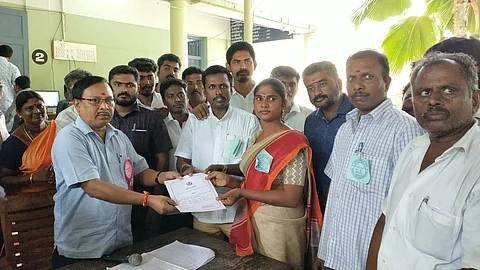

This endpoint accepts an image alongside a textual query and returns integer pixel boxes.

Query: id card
[226,137,242,157]
[346,154,371,184]
[255,149,273,174]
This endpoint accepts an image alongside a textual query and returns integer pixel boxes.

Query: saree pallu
[230,129,322,269]
[20,121,56,174]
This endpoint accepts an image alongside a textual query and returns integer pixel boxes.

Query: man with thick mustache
[108,65,172,242]
[51,76,180,268]
[314,50,424,270]
[175,65,258,238]
[154,53,181,93]
[368,52,480,269]
[182,66,206,112]
[302,61,355,214]
[192,42,257,119]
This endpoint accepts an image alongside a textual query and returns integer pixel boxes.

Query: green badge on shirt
[347,154,371,184]
[255,149,273,174]
[226,137,241,157]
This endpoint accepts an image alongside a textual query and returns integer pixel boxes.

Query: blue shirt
[304,94,354,213]
[52,117,149,259]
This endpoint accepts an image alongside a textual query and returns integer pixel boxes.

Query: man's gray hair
[411,52,479,93]
[302,61,340,82]
[64,68,92,86]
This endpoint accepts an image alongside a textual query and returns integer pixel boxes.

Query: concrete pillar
[244,0,253,43]
[170,0,188,70]
[303,32,315,66]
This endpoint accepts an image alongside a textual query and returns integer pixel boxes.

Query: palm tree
[351,0,480,74]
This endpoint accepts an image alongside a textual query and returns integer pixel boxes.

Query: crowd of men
[0,36,479,269]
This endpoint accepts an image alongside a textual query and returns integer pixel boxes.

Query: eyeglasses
[79,97,115,106]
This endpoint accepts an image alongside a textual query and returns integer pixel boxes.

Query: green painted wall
[29,11,171,95]
[0,2,229,98]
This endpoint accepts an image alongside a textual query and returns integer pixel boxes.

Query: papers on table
[107,241,215,270]
[164,173,226,213]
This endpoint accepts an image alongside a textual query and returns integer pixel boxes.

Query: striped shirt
[318,99,424,270]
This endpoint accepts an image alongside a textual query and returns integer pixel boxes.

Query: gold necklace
[23,125,35,142]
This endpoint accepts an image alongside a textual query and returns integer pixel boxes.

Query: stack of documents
[164,173,226,213]
[107,241,215,270]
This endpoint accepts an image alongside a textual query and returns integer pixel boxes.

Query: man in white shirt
[270,65,313,132]
[0,45,21,131]
[315,50,424,270]
[368,52,480,269]
[55,69,92,131]
[192,42,257,119]
[175,65,259,239]
[159,78,189,171]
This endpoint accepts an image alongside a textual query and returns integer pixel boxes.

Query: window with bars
[188,37,205,68]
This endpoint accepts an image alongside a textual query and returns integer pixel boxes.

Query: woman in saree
[207,78,322,269]
[0,90,56,191]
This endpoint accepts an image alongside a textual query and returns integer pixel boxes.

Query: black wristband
[154,171,162,185]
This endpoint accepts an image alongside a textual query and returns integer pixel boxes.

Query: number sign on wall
[32,49,48,65]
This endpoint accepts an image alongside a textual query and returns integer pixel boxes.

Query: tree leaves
[381,16,441,74]
[351,0,411,28]
[352,0,480,73]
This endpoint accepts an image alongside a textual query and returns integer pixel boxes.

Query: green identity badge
[255,149,273,174]
[347,154,371,184]
[226,137,242,157]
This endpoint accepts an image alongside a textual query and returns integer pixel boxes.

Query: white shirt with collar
[137,91,165,110]
[379,120,480,270]
[230,87,254,114]
[0,57,21,127]
[163,112,188,171]
[175,105,259,224]
[55,105,79,132]
[284,103,314,132]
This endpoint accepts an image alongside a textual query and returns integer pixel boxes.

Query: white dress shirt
[137,92,165,110]
[379,121,480,270]
[0,111,9,147]
[55,105,78,132]
[230,87,254,114]
[163,112,187,171]
[175,105,259,224]
[284,103,314,132]
[0,57,21,129]
[317,99,424,270]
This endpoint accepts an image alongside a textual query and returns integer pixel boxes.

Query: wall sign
[32,49,48,65]
[230,19,293,44]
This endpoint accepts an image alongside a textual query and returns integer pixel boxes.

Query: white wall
[2,0,230,39]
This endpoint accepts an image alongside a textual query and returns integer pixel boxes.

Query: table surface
[59,227,292,270]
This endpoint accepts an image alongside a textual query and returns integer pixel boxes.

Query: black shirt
[110,102,172,170]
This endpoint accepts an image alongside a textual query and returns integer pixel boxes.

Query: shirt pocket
[410,201,460,261]
[348,155,390,195]
[222,133,247,161]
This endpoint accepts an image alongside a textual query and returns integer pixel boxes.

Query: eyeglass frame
[78,97,115,106]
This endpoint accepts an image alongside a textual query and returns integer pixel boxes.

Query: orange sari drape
[230,130,323,258]
[20,120,57,174]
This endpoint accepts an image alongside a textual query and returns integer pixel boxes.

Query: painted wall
[0,0,230,97]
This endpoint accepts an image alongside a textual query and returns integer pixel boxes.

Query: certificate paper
[165,173,226,213]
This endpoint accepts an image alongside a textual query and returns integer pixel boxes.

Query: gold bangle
[222,165,228,174]
[29,174,33,184]
[180,163,190,173]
